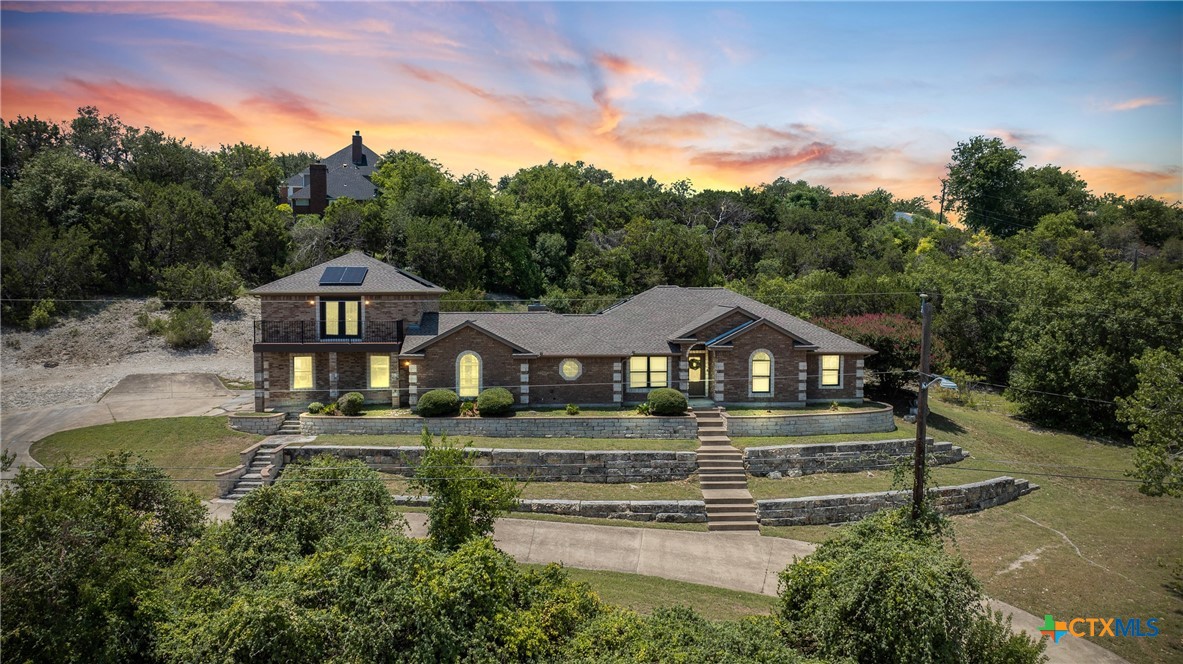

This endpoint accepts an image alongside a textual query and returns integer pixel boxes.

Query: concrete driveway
[1,373,252,479]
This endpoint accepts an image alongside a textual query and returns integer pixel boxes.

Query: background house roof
[403,285,874,355]
[250,251,445,295]
[287,141,382,201]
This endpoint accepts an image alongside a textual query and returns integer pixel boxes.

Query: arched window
[750,350,773,394]
[457,351,481,398]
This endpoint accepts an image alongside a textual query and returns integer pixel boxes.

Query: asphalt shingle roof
[403,286,873,356]
[250,251,445,295]
[287,141,382,202]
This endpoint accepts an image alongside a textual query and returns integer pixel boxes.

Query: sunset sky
[2,1,1180,204]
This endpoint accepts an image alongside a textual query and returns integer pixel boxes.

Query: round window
[559,358,582,381]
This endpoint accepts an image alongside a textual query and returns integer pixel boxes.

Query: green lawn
[520,564,776,621]
[757,400,1182,664]
[724,402,882,416]
[386,475,702,501]
[309,434,696,451]
[513,407,646,418]
[28,417,262,501]
[732,429,907,449]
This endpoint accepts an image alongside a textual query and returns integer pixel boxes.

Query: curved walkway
[1,373,251,481]
[401,513,1128,664]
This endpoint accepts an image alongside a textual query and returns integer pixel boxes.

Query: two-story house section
[249,251,445,411]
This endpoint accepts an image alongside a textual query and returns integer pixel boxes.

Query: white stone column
[407,362,419,406]
[678,358,690,396]
[328,352,339,399]
[713,361,725,402]
[855,358,865,399]
[520,362,530,405]
[390,352,400,406]
[612,361,623,404]
[798,361,807,403]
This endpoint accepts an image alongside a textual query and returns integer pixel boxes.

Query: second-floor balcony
[253,320,403,344]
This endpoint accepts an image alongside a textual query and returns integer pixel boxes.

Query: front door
[688,351,709,397]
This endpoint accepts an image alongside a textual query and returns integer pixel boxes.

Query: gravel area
[1,298,258,412]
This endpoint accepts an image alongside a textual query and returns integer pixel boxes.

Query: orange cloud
[691,142,861,172]
[1106,96,1169,111]
[1074,165,1182,201]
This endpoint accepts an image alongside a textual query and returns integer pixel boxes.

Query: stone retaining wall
[283,445,698,483]
[229,412,285,435]
[744,438,968,477]
[300,414,696,439]
[725,402,895,437]
[392,495,707,523]
[757,477,1038,526]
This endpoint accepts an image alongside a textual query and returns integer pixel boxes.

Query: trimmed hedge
[476,387,514,417]
[648,388,687,416]
[338,392,364,416]
[308,402,324,414]
[417,389,460,417]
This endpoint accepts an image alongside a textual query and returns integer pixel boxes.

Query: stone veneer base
[743,438,969,477]
[228,412,285,435]
[300,414,698,439]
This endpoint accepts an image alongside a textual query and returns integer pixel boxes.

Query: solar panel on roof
[340,267,368,285]
[319,266,346,285]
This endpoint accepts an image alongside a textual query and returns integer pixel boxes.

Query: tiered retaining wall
[393,495,707,523]
[300,414,697,439]
[725,402,895,437]
[744,438,968,477]
[229,412,285,435]
[757,477,1038,526]
[283,445,698,483]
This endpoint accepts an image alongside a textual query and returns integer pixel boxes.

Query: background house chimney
[309,162,328,214]
[352,130,363,165]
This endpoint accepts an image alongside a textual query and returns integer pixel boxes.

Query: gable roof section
[401,319,534,356]
[704,318,819,349]
[250,251,445,295]
[668,304,756,341]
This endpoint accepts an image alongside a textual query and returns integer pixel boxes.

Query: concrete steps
[275,413,302,435]
[693,408,760,533]
[225,443,281,501]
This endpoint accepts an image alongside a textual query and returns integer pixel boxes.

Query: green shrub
[307,402,324,414]
[647,388,687,415]
[27,299,54,330]
[337,392,364,416]
[417,389,459,417]
[459,401,478,417]
[635,402,652,416]
[777,507,1046,664]
[321,402,340,416]
[476,387,514,417]
[164,305,212,349]
[566,403,580,415]
[157,263,241,312]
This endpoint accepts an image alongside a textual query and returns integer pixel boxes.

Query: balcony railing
[253,320,403,344]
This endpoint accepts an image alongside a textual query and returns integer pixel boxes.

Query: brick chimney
[309,162,328,214]
[352,130,363,165]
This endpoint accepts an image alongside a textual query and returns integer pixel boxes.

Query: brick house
[280,131,379,215]
[250,251,875,411]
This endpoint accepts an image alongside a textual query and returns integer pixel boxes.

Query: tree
[0,453,205,663]
[815,314,948,391]
[123,129,218,193]
[141,183,223,270]
[68,105,131,167]
[404,216,485,289]
[1,114,64,185]
[945,136,1027,236]
[273,150,319,179]
[410,429,520,551]
[231,201,291,284]
[1117,347,1183,496]
[777,507,1045,663]
[214,142,282,198]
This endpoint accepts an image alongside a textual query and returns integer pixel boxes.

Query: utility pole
[912,293,932,520]
[938,179,947,225]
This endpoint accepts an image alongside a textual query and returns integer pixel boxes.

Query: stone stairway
[275,412,301,435]
[224,441,281,501]
[694,408,760,533]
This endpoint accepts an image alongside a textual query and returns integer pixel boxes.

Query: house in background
[280,131,380,215]
[250,251,875,412]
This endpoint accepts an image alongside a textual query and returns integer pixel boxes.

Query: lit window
[559,358,582,381]
[821,355,841,387]
[293,355,313,390]
[629,356,668,389]
[751,350,772,393]
[344,301,359,336]
[321,299,361,338]
[369,355,390,389]
[458,352,481,398]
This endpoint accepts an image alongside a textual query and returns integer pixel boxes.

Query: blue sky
[2,1,1180,201]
